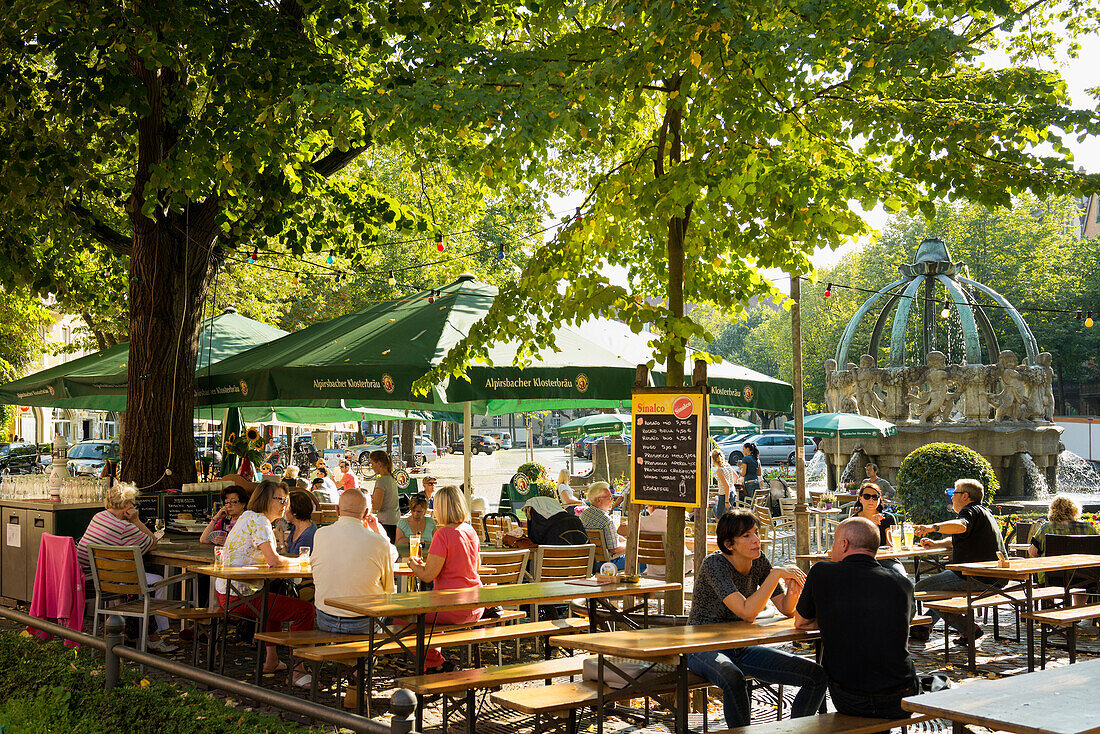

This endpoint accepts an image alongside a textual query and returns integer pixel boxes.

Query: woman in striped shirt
[76,482,177,653]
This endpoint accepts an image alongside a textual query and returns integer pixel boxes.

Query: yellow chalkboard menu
[629,387,706,508]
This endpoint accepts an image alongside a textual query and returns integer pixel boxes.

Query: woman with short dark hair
[284,490,318,556]
[687,509,826,728]
[200,485,250,546]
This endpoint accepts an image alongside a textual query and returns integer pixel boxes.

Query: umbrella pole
[463,402,473,507]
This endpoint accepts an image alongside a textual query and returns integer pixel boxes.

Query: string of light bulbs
[814,277,1095,327]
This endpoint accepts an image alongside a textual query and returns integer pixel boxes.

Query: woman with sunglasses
[218,480,315,685]
[850,481,906,577]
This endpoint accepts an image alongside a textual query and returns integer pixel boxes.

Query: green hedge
[897,442,1000,524]
[0,631,317,733]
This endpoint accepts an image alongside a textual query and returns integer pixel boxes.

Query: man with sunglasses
[909,479,1007,645]
[421,476,437,507]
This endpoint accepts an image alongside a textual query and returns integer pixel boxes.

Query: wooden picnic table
[948,553,1100,672]
[553,614,930,734]
[797,545,950,581]
[191,562,314,684]
[903,657,1100,734]
[328,577,679,731]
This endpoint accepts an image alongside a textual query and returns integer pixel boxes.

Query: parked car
[346,435,439,466]
[0,442,40,474]
[67,440,120,477]
[574,436,597,458]
[447,435,496,455]
[585,435,629,460]
[726,432,816,466]
[498,434,513,450]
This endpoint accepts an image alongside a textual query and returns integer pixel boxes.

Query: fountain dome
[823,238,1061,498]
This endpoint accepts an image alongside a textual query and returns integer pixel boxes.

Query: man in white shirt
[311,489,395,634]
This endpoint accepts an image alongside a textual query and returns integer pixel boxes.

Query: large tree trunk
[122,214,216,489]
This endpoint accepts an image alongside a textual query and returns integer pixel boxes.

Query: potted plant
[820,491,836,509]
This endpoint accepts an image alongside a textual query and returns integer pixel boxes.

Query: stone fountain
[824,238,1061,499]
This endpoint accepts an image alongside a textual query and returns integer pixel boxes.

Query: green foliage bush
[897,442,999,524]
[517,461,550,482]
[0,632,317,733]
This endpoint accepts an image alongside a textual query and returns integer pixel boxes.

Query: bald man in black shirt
[795,517,918,719]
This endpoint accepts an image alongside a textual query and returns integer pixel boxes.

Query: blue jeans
[713,495,730,520]
[315,608,376,634]
[686,645,827,728]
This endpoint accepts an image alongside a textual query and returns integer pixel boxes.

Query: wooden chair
[752,505,794,564]
[638,531,668,612]
[86,544,190,653]
[479,548,532,659]
[471,511,485,543]
[529,544,595,621]
[479,549,531,587]
[585,529,612,569]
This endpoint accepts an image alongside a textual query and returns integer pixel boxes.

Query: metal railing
[5,606,418,734]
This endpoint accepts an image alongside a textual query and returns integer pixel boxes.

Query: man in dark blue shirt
[795,517,918,719]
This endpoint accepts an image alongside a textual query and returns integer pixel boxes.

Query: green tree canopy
[707,193,1100,409]
[410,0,1100,395]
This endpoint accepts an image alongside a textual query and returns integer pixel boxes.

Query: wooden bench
[922,586,1081,661]
[255,609,527,649]
[397,655,588,734]
[303,617,589,715]
[713,712,932,734]
[1022,603,1100,666]
[158,605,224,668]
[491,673,710,734]
[294,617,589,665]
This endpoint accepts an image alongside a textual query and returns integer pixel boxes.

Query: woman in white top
[556,468,584,507]
[712,449,738,519]
[217,480,315,685]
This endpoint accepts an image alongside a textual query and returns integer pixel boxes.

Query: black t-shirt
[688,552,783,624]
[795,554,916,693]
[951,503,1007,583]
[741,455,760,482]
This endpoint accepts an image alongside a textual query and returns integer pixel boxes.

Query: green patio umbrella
[709,414,761,436]
[218,407,245,478]
[556,413,631,441]
[784,413,896,490]
[0,308,287,411]
[195,275,794,415]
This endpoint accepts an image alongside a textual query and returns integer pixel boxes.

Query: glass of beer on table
[410,534,421,559]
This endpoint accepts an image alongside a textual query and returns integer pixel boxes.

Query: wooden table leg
[1026,577,1035,672]
[254,581,271,686]
[676,655,689,734]
[966,577,976,673]
[415,614,426,732]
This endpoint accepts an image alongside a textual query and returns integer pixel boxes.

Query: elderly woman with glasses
[200,485,250,546]
[218,479,315,685]
[396,493,436,554]
[849,481,906,577]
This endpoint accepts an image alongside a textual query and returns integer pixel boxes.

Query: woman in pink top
[407,484,483,671]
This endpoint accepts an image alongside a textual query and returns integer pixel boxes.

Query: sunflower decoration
[225,427,266,478]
